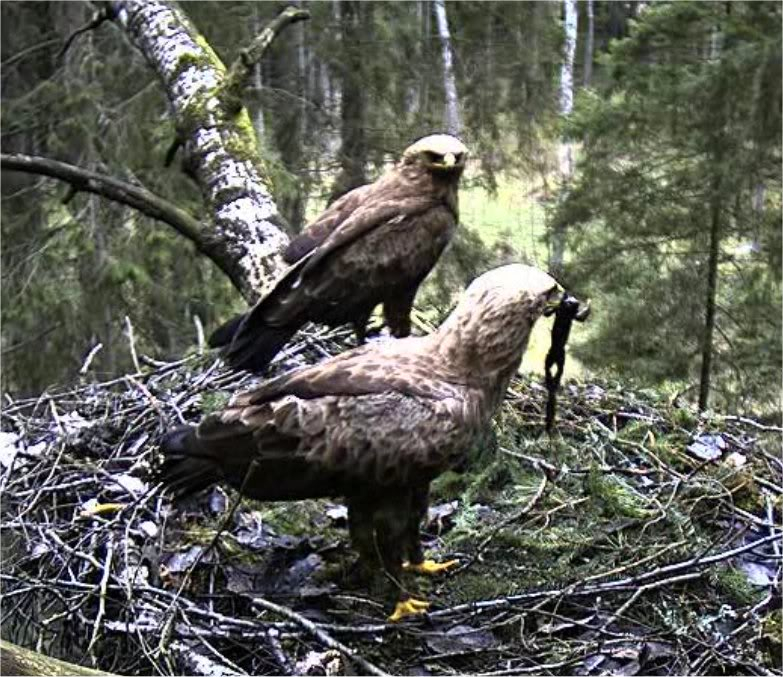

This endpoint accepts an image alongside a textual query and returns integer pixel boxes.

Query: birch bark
[550,0,578,276]
[107,1,306,301]
[433,0,462,136]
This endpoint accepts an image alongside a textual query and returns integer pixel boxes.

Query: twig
[251,597,388,677]
[124,316,141,374]
[460,474,548,571]
[599,571,703,632]
[87,536,115,658]
[193,315,205,355]
[57,7,116,61]
[222,7,310,109]
[266,628,293,675]
[722,415,783,433]
[80,343,104,375]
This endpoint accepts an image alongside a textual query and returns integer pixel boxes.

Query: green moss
[446,570,520,605]
[430,470,470,502]
[171,51,212,81]
[653,435,696,472]
[586,467,655,519]
[193,33,226,73]
[762,610,782,668]
[714,566,766,606]
[256,502,327,537]
[200,391,230,415]
[671,407,698,428]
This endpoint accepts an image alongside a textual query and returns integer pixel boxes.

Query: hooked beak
[441,152,456,168]
[543,285,564,316]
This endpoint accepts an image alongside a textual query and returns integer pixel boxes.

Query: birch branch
[103,1,307,301]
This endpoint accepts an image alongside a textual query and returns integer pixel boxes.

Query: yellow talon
[388,598,430,622]
[403,559,459,575]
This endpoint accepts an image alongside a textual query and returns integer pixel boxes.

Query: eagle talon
[403,559,459,575]
[388,597,430,622]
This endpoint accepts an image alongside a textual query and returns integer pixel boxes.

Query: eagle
[208,133,469,373]
[160,264,561,621]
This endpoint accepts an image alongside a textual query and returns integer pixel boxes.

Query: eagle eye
[424,151,440,162]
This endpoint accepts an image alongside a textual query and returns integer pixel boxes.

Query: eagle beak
[543,285,565,317]
[441,152,456,168]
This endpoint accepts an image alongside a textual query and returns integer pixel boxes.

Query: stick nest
[2,328,781,676]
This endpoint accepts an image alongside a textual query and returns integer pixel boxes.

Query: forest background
[2,0,781,420]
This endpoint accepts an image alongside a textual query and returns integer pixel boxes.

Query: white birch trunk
[109,0,293,302]
[551,0,578,275]
[253,5,266,143]
[433,0,462,136]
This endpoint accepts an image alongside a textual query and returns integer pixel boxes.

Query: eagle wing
[162,343,471,500]
[283,183,374,263]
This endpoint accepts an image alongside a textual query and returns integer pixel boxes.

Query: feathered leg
[374,494,429,621]
[351,308,373,346]
[403,483,458,576]
[347,498,378,583]
[383,287,417,338]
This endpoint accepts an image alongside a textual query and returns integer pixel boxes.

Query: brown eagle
[160,264,561,620]
[208,134,469,373]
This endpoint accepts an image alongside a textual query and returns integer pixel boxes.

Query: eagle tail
[225,322,298,373]
[209,312,299,373]
[156,425,218,498]
[208,313,246,349]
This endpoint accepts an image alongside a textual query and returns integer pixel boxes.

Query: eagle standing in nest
[160,264,561,621]
[209,134,469,373]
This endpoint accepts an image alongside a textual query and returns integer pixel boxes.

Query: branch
[0,639,116,677]
[101,1,305,301]
[0,153,239,285]
[222,7,310,110]
[252,597,388,677]
[57,6,116,62]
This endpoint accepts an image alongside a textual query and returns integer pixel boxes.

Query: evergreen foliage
[554,1,782,418]
[1,1,779,419]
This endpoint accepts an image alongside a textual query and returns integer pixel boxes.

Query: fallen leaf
[425,625,499,654]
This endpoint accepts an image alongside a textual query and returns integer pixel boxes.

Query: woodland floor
[1,326,781,676]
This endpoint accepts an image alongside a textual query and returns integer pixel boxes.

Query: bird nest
[1,328,781,676]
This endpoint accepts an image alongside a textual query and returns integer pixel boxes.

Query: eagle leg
[351,309,373,346]
[401,485,460,575]
[383,287,417,338]
[347,498,379,583]
[404,483,430,565]
[373,494,430,621]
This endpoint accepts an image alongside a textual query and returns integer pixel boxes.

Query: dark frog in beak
[543,290,591,432]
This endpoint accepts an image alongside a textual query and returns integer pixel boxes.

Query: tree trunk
[433,0,462,136]
[583,0,594,87]
[550,0,578,277]
[698,188,721,411]
[104,1,307,302]
[252,4,266,143]
[329,0,368,203]
[268,2,308,228]
[0,639,115,677]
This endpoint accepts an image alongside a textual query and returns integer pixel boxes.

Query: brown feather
[212,134,469,373]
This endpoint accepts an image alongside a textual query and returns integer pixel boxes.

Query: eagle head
[438,264,562,379]
[402,134,469,175]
